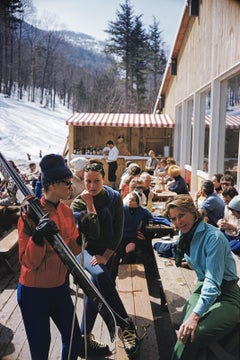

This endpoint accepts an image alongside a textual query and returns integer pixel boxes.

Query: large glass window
[187,99,193,165]
[202,90,211,172]
[224,73,240,183]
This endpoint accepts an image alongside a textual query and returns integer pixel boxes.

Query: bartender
[103,140,119,189]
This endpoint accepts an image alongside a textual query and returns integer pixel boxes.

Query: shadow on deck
[0,245,176,360]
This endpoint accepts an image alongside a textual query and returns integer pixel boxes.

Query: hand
[32,214,58,246]
[177,312,200,344]
[90,254,107,266]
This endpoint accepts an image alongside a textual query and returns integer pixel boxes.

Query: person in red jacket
[17,154,86,360]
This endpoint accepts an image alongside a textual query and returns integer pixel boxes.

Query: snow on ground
[0,93,72,173]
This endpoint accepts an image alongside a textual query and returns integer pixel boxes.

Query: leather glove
[32,214,59,246]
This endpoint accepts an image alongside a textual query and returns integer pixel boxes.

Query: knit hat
[40,154,72,186]
[70,156,88,172]
[228,195,240,212]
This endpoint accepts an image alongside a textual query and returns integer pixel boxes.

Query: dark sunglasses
[85,163,103,171]
[221,182,232,186]
[135,186,144,190]
[61,180,72,188]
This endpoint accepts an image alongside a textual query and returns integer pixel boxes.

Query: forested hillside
[0,0,168,113]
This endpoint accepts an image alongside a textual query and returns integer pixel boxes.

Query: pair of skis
[0,152,116,342]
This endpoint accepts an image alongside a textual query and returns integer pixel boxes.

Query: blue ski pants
[17,282,83,360]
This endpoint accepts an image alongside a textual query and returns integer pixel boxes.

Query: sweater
[71,186,124,251]
[184,221,239,316]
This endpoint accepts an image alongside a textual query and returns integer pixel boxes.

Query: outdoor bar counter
[70,154,148,187]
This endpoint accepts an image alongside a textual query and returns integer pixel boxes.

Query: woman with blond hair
[164,195,239,360]
[166,165,189,194]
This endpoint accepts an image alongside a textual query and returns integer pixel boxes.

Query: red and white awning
[66,113,175,128]
[205,115,240,129]
[66,113,240,129]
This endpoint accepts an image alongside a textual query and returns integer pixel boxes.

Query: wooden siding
[163,0,240,115]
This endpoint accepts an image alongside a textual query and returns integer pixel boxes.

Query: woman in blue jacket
[164,194,239,360]
[119,191,153,264]
[166,165,189,194]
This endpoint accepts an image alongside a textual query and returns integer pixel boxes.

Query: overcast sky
[31,0,186,49]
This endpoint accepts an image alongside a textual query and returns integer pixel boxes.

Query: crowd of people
[0,145,239,360]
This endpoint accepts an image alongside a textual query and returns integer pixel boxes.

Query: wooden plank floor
[116,264,160,360]
[0,248,116,360]
[0,245,176,360]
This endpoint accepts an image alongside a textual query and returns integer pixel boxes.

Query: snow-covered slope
[0,94,71,171]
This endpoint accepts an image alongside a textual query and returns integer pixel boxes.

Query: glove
[32,215,59,246]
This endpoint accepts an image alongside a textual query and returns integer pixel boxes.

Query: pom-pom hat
[40,154,72,186]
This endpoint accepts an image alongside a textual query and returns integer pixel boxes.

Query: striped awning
[66,113,175,128]
[205,115,240,129]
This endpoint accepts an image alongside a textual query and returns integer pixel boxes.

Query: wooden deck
[0,244,176,359]
[0,249,115,360]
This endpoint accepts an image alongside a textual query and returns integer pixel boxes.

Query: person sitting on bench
[164,194,240,360]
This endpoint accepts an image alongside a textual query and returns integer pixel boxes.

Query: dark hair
[160,159,167,165]
[213,173,223,182]
[201,180,214,195]
[106,140,114,145]
[128,165,141,176]
[129,191,140,205]
[220,174,234,186]
[84,159,105,177]
[126,161,133,168]
[222,186,238,199]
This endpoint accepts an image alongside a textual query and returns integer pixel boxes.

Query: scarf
[175,219,201,267]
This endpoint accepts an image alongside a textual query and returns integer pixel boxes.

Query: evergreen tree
[148,17,167,110]
[105,0,135,112]
[131,15,149,112]
[105,0,167,113]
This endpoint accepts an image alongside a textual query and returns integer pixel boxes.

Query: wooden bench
[0,228,18,273]
[152,239,240,360]
[116,263,160,360]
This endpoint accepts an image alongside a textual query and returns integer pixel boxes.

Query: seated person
[154,158,167,177]
[166,165,189,194]
[123,178,148,207]
[220,173,235,193]
[164,195,239,359]
[117,192,153,265]
[139,171,154,202]
[211,173,223,195]
[119,161,134,186]
[0,189,20,237]
[226,195,240,255]
[120,164,141,199]
[199,180,225,227]
[217,187,239,239]
[24,162,40,191]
